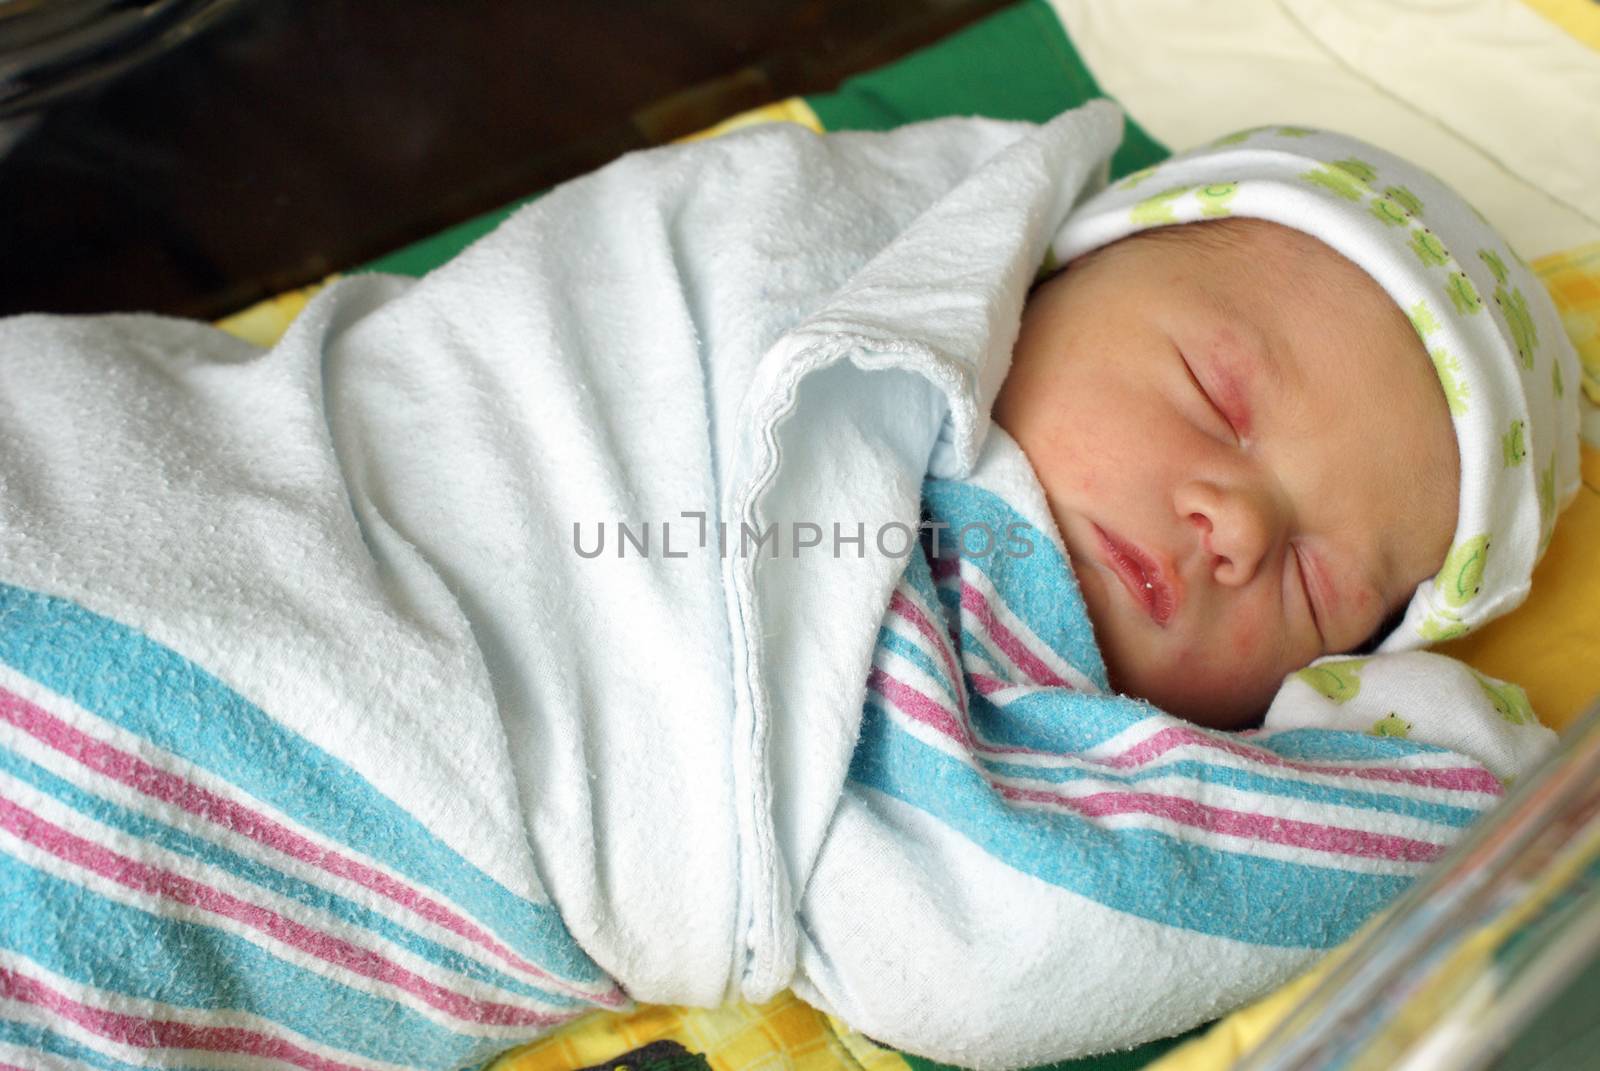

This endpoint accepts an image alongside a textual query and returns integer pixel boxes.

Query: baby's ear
[1261,652,1556,784]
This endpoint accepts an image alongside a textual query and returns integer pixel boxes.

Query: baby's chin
[1081,586,1278,730]
[1104,652,1274,730]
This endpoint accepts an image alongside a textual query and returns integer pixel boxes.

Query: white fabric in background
[1046,0,1600,260]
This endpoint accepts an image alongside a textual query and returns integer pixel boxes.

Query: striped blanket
[0,433,1540,1071]
[0,100,1128,1071]
[0,581,625,1070]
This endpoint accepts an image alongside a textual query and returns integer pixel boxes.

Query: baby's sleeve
[1261,651,1559,784]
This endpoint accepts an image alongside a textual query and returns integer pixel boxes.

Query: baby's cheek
[1173,616,1294,723]
[1350,586,1378,630]
[1230,615,1262,660]
[1177,610,1266,669]
[1032,436,1100,499]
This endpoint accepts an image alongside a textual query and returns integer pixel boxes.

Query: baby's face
[993,219,1459,728]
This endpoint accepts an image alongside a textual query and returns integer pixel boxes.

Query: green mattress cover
[804,0,1165,177]
[360,0,1168,279]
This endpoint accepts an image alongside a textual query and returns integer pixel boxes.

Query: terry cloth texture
[1050,127,1583,651]
[794,427,1553,1069]
[0,101,1554,1069]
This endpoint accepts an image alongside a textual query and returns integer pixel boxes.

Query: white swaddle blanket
[0,99,1555,1070]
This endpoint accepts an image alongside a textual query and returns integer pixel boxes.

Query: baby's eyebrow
[1204,288,1279,379]
[1250,310,1292,394]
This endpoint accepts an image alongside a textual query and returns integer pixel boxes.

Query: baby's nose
[1186,486,1279,587]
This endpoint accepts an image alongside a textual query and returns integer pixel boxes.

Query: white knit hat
[1049,125,1581,650]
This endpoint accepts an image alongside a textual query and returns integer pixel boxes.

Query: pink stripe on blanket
[0,793,568,1029]
[930,554,1077,691]
[869,668,1500,804]
[0,967,369,1071]
[997,784,1444,863]
[888,588,965,715]
[863,671,1446,863]
[867,667,971,749]
[870,668,1090,759]
[0,686,624,1007]
[967,672,1009,696]
[1107,725,1503,795]
[957,577,1073,690]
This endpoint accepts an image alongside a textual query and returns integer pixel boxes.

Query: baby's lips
[1093,523,1179,627]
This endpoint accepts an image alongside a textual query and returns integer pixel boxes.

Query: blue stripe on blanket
[0,857,509,1068]
[0,1018,153,1071]
[0,582,603,987]
[905,535,1011,684]
[0,745,590,1009]
[874,628,962,707]
[963,688,1467,767]
[851,702,1421,948]
[927,590,1052,684]
[977,756,1483,828]
[921,480,1109,691]
[966,687,1164,753]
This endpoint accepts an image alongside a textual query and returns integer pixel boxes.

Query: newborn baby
[767,121,1579,1066]
[0,103,1580,1070]
[996,217,1458,728]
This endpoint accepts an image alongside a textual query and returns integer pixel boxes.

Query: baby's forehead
[1106,218,1398,325]
[1065,218,1370,312]
[1130,216,1331,262]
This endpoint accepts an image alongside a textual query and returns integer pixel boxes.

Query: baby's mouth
[1093,524,1177,627]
